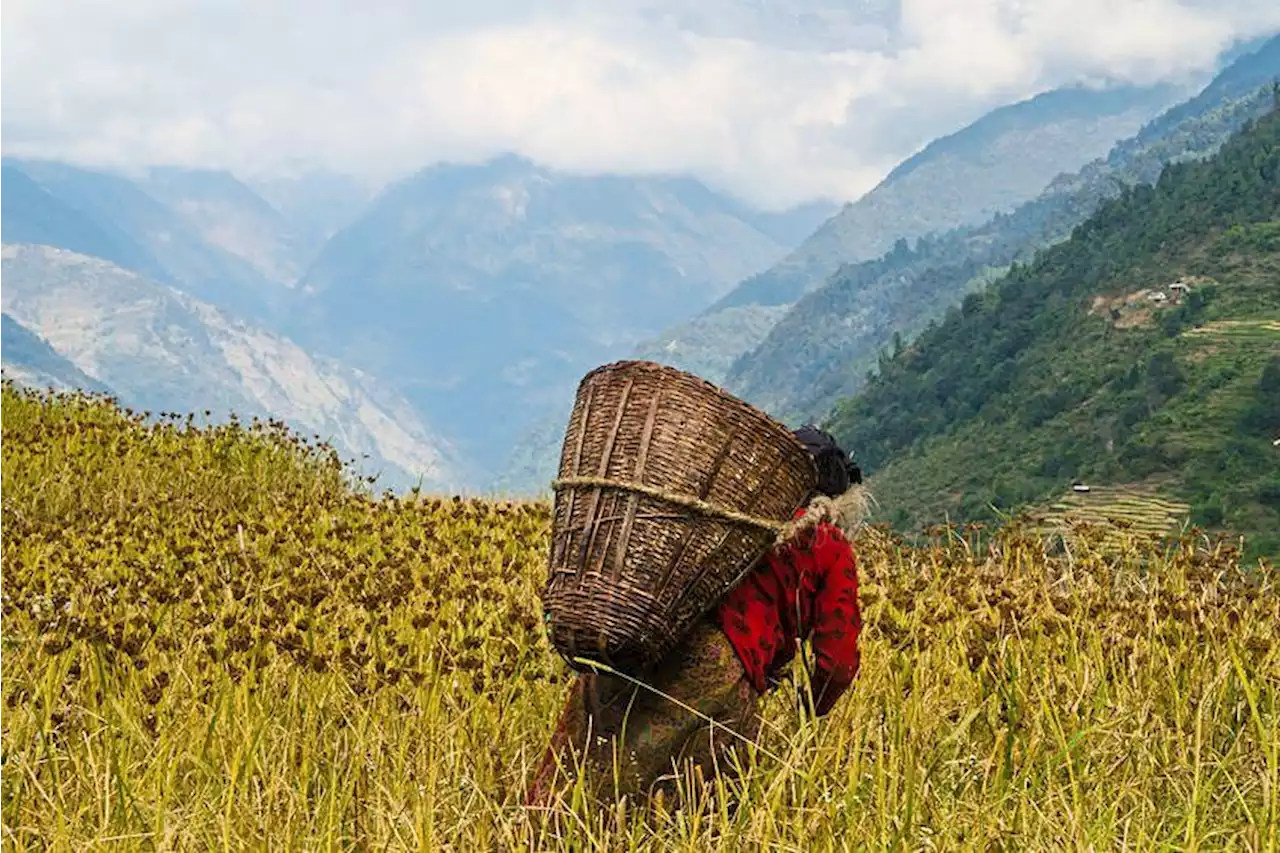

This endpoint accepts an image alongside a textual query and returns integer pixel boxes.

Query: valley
[3,35,1277,557]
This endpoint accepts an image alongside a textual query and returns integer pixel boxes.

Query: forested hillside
[826,104,1280,560]
[727,58,1280,423]
[636,80,1189,384]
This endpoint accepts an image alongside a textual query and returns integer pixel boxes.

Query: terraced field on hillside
[1183,317,1280,343]
[1024,484,1191,546]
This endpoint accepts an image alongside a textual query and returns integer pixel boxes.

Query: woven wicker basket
[542,359,818,677]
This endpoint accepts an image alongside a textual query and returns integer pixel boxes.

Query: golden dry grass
[2,382,1278,851]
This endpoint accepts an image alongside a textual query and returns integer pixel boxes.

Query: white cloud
[2,1,1277,209]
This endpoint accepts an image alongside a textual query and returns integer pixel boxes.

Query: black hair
[792,425,861,498]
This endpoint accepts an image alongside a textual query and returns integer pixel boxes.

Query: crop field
[1024,485,1193,548]
[2,382,1278,850]
[1183,318,1280,343]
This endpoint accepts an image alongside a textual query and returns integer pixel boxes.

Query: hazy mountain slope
[2,164,164,280]
[1,244,461,491]
[248,169,380,258]
[291,155,807,482]
[6,159,278,321]
[686,190,839,250]
[1136,34,1280,147]
[141,167,313,286]
[490,194,833,495]
[637,81,1189,382]
[1,312,114,396]
[726,59,1280,423]
[826,106,1280,560]
[713,83,1186,312]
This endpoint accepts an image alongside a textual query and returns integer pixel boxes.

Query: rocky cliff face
[1,312,114,396]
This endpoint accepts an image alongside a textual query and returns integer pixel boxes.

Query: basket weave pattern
[543,360,817,676]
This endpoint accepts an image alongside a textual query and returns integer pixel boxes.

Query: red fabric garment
[714,510,862,716]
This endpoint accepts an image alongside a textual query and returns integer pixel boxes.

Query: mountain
[702,193,840,250]
[1,243,462,491]
[139,166,314,287]
[725,42,1280,423]
[2,164,164,280]
[247,168,380,258]
[290,155,814,483]
[1,312,114,396]
[826,105,1280,560]
[4,159,280,321]
[1139,34,1280,145]
[636,81,1191,381]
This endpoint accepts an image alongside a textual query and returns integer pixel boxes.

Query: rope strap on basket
[551,476,787,535]
[551,477,873,546]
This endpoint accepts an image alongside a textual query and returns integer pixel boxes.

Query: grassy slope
[827,107,1280,562]
[3,382,1277,849]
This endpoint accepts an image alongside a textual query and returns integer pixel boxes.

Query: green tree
[1240,356,1280,433]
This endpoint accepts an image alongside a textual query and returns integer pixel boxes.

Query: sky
[3,0,1279,209]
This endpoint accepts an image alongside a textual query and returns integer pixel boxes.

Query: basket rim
[573,359,817,474]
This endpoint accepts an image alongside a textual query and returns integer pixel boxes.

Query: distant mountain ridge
[1,312,114,396]
[2,164,167,282]
[1,149,826,494]
[0,160,434,485]
[1,244,461,491]
[247,169,380,253]
[289,155,826,485]
[140,166,314,287]
[4,158,286,322]
[711,82,1188,312]
[636,79,1192,383]
[724,40,1280,424]
[1137,33,1280,146]
[826,105,1280,560]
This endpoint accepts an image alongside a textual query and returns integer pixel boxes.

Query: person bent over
[524,426,866,809]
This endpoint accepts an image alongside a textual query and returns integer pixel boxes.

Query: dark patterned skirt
[524,617,763,808]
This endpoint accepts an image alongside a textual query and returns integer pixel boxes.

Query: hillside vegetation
[634,79,1192,387]
[828,104,1280,562]
[728,69,1280,424]
[3,383,1277,849]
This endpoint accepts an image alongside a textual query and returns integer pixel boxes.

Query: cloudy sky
[3,0,1278,208]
